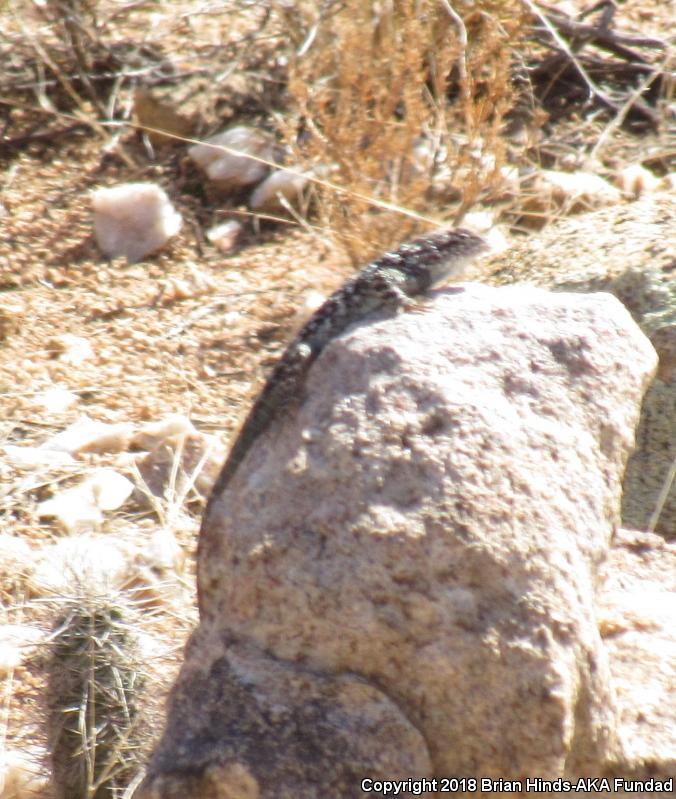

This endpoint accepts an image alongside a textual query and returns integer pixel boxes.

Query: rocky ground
[0,0,673,795]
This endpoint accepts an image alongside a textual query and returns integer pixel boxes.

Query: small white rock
[86,467,135,511]
[131,414,196,451]
[461,209,495,234]
[499,164,521,194]
[93,182,182,263]
[33,386,79,413]
[542,169,622,206]
[249,169,309,214]
[519,169,623,228]
[40,415,133,455]
[36,490,103,534]
[410,136,436,173]
[4,445,76,468]
[206,220,243,253]
[188,127,275,191]
[616,163,662,199]
[0,642,22,676]
[36,468,133,533]
[461,211,509,255]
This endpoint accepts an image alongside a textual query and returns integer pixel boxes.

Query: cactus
[47,593,146,799]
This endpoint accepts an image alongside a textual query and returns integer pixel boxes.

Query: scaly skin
[206,228,490,506]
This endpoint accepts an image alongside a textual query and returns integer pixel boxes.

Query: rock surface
[249,168,310,214]
[136,284,659,796]
[140,636,430,799]
[598,528,676,778]
[482,193,675,538]
[188,126,276,192]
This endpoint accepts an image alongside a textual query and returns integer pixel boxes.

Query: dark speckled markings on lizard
[205,228,491,508]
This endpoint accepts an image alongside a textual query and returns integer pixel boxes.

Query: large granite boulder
[137,284,661,798]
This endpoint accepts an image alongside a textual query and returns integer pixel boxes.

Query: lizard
[206,228,490,506]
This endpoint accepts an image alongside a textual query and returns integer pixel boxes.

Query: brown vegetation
[280,0,527,260]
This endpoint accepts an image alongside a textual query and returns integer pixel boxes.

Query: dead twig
[589,56,671,162]
[0,123,88,151]
[538,3,667,61]
[524,0,667,130]
[522,0,619,111]
[439,0,472,130]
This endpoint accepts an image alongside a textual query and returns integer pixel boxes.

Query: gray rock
[188,127,276,193]
[483,194,676,537]
[598,528,676,779]
[138,636,430,799]
[249,169,310,215]
[137,285,658,795]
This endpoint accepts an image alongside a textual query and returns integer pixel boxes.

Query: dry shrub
[279,0,527,262]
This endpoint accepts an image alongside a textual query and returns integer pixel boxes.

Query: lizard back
[206,228,489,504]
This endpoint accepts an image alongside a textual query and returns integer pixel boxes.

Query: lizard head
[397,228,491,289]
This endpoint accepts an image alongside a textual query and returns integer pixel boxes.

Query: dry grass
[278,0,527,261]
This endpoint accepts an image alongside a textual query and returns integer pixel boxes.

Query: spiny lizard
[207,228,490,505]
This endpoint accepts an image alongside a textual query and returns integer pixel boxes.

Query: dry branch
[524,0,670,130]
